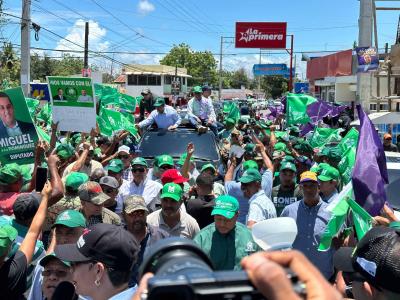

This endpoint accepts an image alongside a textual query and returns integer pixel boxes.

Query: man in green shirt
[194,195,260,270]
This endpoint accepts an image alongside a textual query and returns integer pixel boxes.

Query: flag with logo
[286,93,317,125]
[97,107,139,140]
[309,127,342,148]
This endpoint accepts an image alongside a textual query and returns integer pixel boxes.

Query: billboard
[294,82,309,94]
[253,64,294,78]
[235,22,287,49]
[356,47,379,73]
[30,83,50,101]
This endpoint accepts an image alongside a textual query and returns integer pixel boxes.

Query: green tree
[261,76,288,99]
[31,53,55,81]
[159,43,218,86]
[52,54,84,76]
[0,43,20,88]
[230,68,250,89]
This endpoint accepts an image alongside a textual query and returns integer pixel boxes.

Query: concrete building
[114,64,191,100]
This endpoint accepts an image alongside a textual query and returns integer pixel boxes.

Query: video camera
[139,235,306,300]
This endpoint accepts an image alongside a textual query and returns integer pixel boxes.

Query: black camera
[139,238,306,300]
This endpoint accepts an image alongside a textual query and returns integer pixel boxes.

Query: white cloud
[137,0,155,16]
[53,19,109,59]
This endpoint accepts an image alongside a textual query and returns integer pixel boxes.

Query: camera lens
[139,237,214,278]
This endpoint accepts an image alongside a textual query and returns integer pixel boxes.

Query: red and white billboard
[235,22,287,49]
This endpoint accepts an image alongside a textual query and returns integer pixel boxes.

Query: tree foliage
[0,43,20,88]
[31,54,85,81]
[261,76,288,99]
[159,43,218,86]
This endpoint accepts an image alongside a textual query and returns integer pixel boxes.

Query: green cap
[0,225,17,256]
[154,97,166,107]
[192,86,202,93]
[224,118,235,126]
[65,172,89,191]
[239,168,262,184]
[201,163,216,173]
[105,159,124,173]
[280,161,297,173]
[274,142,287,152]
[56,144,75,160]
[0,163,22,185]
[318,165,340,182]
[39,253,71,268]
[282,155,295,163]
[244,143,255,153]
[243,160,258,171]
[211,195,239,219]
[156,155,174,167]
[160,183,183,202]
[53,209,86,228]
[131,157,148,168]
[177,153,194,166]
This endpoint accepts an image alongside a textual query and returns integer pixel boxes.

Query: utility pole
[20,0,31,96]
[258,48,262,92]
[218,36,223,100]
[83,21,89,76]
[357,0,373,111]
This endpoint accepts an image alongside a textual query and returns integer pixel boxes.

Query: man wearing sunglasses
[117,145,139,182]
[146,154,174,183]
[116,157,162,214]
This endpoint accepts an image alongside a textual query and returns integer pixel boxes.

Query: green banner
[338,146,356,185]
[310,127,342,148]
[97,107,139,140]
[286,93,317,125]
[48,76,95,108]
[0,87,39,165]
[338,128,359,154]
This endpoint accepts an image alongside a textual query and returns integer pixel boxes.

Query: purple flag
[352,105,388,216]
[306,101,347,124]
[300,122,315,136]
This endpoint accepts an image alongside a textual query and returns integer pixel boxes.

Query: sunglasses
[159,165,173,170]
[42,270,69,277]
[103,187,116,194]
[118,155,130,160]
[132,167,145,173]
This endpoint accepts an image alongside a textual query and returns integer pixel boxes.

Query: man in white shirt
[187,86,217,136]
[77,89,93,103]
[116,157,162,214]
[137,97,181,131]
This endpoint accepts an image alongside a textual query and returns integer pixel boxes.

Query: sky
[3,0,400,79]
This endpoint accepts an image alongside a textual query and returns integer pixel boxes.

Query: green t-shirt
[194,222,261,271]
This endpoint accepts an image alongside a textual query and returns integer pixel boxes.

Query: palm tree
[0,42,18,69]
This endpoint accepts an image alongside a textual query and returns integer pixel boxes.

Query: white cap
[118,145,130,154]
[251,217,297,251]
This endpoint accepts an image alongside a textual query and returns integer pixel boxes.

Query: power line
[88,0,172,48]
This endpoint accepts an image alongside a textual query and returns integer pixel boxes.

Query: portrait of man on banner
[356,47,379,73]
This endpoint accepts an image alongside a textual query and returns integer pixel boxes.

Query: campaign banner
[294,82,309,94]
[0,87,39,165]
[356,47,379,73]
[47,76,96,133]
[253,64,294,78]
[235,22,287,49]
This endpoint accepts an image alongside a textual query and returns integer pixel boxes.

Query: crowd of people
[0,85,399,300]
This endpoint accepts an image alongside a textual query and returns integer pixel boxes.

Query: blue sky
[3,0,400,78]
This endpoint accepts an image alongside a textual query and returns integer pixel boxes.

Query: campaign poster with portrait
[0,87,39,165]
[356,47,379,73]
[47,76,96,132]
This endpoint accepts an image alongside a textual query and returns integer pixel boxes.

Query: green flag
[35,126,51,144]
[97,107,139,140]
[226,103,240,123]
[310,127,342,148]
[25,98,40,118]
[318,182,353,251]
[286,93,317,125]
[338,146,356,185]
[338,128,359,154]
[347,198,373,241]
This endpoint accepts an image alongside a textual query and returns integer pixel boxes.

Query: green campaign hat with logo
[280,161,297,173]
[243,160,258,171]
[318,165,340,181]
[131,157,148,168]
[153,97,166,107]
[201,163,216,173]
[65,172,89,191]
[160,183,183,201]
[239,168,262,184]
[211,195,239,219]
[192,86,202,93]
[105,159,124,173]
[56,144,75,159]
[0,163,22,185]
[156,155,174,167]
[0,225,17,256]
[52,209,86,228]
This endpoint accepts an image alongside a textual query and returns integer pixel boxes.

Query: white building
[114,64,191,99]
